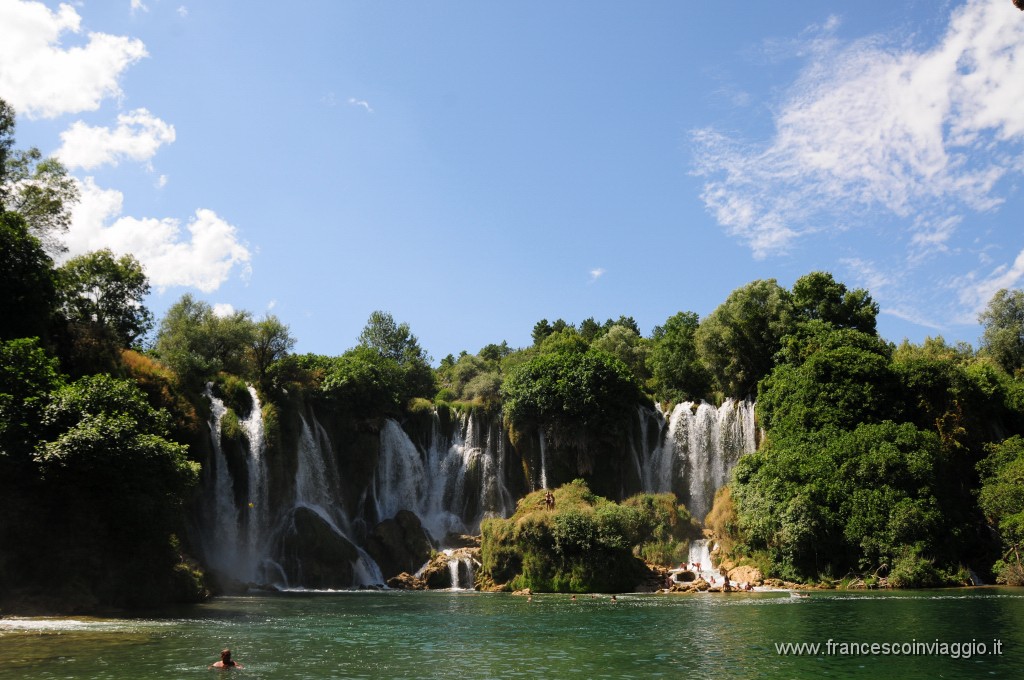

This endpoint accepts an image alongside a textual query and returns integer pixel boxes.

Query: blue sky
[2,0,1022,361]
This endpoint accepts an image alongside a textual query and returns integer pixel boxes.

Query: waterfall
[203,384,240,575]
[240,386,269,578]
[637,399,757,523]
[372,411,516,542]
[688,539,718,582]
[291,412,382,587]
[443,549,475,590]
[198,384,275,584]
[538,431,549,490]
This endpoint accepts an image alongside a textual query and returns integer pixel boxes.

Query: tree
[0,212,56,341]
[358,310,430,365]
[695,279,794,397]
[33,373,201,607]
[356,311,435,402]
[733,422,957,584]
[249,314,295,388]
[590,324,650,385]
[647,311,710,402]
[0,98,78,254]
[3,148,78,254]
[0,338,63,458]
[153,295,254,391]
[791,271,878,334]
[757,325,899,436]
[979,289,1024,377]
[57,249,153,348]
[978,436,1024,584]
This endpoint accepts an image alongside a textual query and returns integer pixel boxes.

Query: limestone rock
[364,510,434,580]
[727,565,763,585]
[276,506,357,588]
[387,572,427,590]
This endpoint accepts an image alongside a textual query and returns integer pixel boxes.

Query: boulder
[727,565,763,585]
[276,507,358,588]
[387,572,427,590]
[364,510,433,580]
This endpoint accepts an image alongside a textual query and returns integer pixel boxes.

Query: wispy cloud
[177,6,188,19]
[348,97,374,114]
[0,1,147,119]
[694,0,1024,331]
[589,268,606,283]
[130,0,148,15]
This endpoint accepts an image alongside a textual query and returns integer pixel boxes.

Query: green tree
[590,324,650,385]
[358,310,429,365]
[979,289,1024,377]
[153,295,254,391]
[33,374,201,607]
[977,436,1024,585]
[357,311,435,403]
[57,249,153,348]
[647,311,710,402]
[0,338,63,458]
[0,212,56,341]
[3,149,78,253]
[0,99,78,253]
[791,271,878,334]
[757,324,897,436]
[695,279,794,397]
[249,314,295,389]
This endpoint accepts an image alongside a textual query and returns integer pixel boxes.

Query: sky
[1,0,1023,361]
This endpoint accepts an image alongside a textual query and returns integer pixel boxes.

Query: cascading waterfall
[239,386,269,577]
[197,390,753,589]
[202,385,240,574]
[200,383,272,583]
[292,413,383,587]
[538,431,549,490]
[636,399,757,523]
[372,410,516,542]
[443,549,476,590]
[688,538,718,582]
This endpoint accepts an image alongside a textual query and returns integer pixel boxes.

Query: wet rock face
[276,507,357,588]
[387,572,427,590]
[418,547,481,590]
[364,510,434,580]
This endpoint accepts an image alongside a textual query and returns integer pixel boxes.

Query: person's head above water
[210,648,243,669]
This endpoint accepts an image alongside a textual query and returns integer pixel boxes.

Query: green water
[2,588,1022,679]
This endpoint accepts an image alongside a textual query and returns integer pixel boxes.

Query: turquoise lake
[2,588,1022,679]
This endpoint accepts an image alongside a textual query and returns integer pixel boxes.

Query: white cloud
[57,109,176,170]
[0,1,147,119]
[66,178,252,293]
[155,174,168,189]
[212,303,236,318]
[177,6,189,19]
[954,248,1024,322]
[693,0,1024,259]
[589,268,606,282]
[130,0,148,15]
[348,97,374,113]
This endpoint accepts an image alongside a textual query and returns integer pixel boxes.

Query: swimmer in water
[209,649,243,669]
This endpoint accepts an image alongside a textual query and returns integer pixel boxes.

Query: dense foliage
[480,480,699,592]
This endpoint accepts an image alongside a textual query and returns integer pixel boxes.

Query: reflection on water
[2,589,1023,679]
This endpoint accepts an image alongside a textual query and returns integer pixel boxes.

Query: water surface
[2,588,1021,679]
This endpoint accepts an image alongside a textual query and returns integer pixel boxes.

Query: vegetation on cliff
[480,480,699,593]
